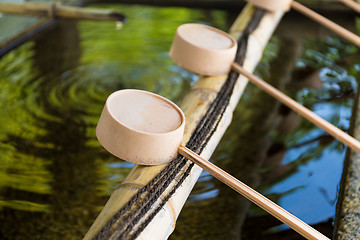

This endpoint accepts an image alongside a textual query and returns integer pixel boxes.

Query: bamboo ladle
[96,89,329,240]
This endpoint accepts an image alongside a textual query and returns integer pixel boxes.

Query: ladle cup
[96,89,328,240]
[96,89,185,165]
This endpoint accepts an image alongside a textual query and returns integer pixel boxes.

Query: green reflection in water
[77,4,229,100]
[0,42,52,197]
[0,4,231,240]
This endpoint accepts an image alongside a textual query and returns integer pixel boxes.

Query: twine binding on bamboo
[92,8,266,240]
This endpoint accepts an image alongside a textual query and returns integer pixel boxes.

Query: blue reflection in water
[269,145,344,225]
[190,189,220,202]
[268,101,350,225]
[313,102,352,129]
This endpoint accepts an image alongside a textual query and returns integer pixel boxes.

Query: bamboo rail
[83,4,285,240]
[0,2,126,22]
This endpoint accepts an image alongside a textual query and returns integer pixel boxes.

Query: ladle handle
[231,62,360,154]
[291,1,360,47]
[338,0,360,14]
[178,145,329,240]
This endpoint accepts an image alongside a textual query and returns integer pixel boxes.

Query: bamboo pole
[0,2,126,22]
[339,0,360,13]
[291,1,360,47]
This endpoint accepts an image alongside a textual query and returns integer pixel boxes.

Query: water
[0,4,359,240]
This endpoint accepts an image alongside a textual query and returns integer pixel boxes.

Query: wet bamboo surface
[335,85,360,239]
[83,4,284,240]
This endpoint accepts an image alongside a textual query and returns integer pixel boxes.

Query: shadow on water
[0,4,359,240]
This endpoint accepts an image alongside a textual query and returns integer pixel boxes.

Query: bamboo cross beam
[0,2,126,22]
[338,0,360,13]
[231,62,360,154]
[291,1,360,47]
[179,146,330,240]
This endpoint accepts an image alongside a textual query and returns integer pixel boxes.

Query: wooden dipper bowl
[96,89,185,165]
[169,23,238,76]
